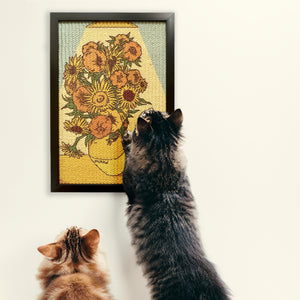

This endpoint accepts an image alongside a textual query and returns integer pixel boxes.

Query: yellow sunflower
[102,109,123,132]
[117,84,140,110]
[105,46,124,76]
[60,142,84,158]
[136,77,148,93]
[86,79,117,114]
[64,79,82,96]
[64,116,90,135]
[63,54,84,84]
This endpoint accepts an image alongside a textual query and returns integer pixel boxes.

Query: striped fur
[37,227,113,300]
[122,109,230,300]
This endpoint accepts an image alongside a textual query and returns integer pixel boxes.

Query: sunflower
[86,79,117,114]
[117,84,140,110]
[82,41,98,54]
[102,109,123,132]
[64,79,82,96]
[110,70,127,89]
[122,41,142,62]
[83,48,106,73]
[60,142,84,158]
[136,77,148,93]
[105,46,124,76]
[114,34,130,46]
[64,116,90,135]
[127,69,142,85]
[73,86,91,112]
[63,54,84,84]
[89,115,112,139]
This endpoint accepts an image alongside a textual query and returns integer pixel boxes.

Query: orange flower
[114,34,130,46]
[110,70,127,88]
[83,49,106,73]
[123,41,142,62]
[127,69,142,85]
[89,115,112,139]
[64,79,82,95]
[73,86,90,112]
[82,41,98,54]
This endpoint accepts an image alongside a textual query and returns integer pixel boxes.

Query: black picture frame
[50,12,175,192]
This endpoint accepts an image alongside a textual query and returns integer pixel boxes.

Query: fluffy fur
[122,109,230,300]
[37,227,113,300]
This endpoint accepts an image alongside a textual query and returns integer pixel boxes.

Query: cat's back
[40,273,110,300]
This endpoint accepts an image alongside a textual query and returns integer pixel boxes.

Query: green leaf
[62,95,73,103]
[98,42,106,51]
[123,60,128,71]
[85,133,94,147]
[128,109,140,114]
[67,102,75,109]
[78,72,91,86]
[61,102,75,110]
[133,59,141,67]
[139,98,152,105]
[119,125,125,136]
[94,72,101,82]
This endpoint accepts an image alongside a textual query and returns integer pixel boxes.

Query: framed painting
[50,13,175,192]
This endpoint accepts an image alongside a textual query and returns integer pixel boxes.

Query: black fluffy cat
[122,109,230,300]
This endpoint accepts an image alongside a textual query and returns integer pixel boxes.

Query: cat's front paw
[122,131,132,153]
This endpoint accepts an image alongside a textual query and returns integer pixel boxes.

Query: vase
[88,136,125,176]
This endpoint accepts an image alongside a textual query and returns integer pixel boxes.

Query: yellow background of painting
[59,22,166,184]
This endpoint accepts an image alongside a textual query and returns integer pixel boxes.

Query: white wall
[1,1,300,299]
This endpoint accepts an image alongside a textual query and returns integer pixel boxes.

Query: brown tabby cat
[37,227,113,300]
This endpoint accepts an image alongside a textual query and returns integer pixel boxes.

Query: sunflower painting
[57,20,169,187]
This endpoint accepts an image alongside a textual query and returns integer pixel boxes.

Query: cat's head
[132,108,183,148]
[37,227,100,274]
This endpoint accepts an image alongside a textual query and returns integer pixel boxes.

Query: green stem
[71,135,85,149]
[80,113,96,119]
[123,60,128,71]
[116,105,128,119]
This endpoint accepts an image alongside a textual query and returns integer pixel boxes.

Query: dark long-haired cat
[37,227,113,300]
[122,109,230,300]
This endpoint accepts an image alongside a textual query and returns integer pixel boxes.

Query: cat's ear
[168,109,183,129]
[82,229,100,254]
[136,117,150,136]
[37,243,62,260]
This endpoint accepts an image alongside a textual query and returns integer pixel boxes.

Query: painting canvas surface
[58,21,167,185]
